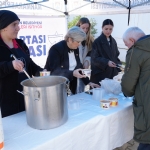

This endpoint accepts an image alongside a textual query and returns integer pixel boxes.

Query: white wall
[69,13,150,62]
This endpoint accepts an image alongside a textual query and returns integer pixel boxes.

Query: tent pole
[38,1,68,31]
[64,0,68,31]
[127,0,131,25]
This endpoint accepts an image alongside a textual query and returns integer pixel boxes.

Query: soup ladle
[10,54,38,87]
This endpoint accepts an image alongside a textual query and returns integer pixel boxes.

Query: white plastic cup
[100,100,110,109]
[100,88,105,100]
[40,71,50,77]
[93,88,101,101]
[68,99,80,110]
[92,88,105,101]
[82,69,91,76]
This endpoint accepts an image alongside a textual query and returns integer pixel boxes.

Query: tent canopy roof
[0,0,150,24]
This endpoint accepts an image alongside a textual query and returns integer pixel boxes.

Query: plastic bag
[113,73,124,83]
[100,78,122,95]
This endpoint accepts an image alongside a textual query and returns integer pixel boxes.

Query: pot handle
[17,90,28,96]
[34,90,40,101]
[66,80,71,95]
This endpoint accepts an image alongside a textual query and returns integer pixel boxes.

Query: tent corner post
[64,0,67,5]
[64,12,68,16]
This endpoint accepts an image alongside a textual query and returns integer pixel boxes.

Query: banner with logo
[18,16,67,67]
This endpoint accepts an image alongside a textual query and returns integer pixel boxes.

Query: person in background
[90,19,121,85]
[121,27,150,150]
[44,26,99,94]
[75,17,94,93]
[0,10,43,117]
[76,17,94,69]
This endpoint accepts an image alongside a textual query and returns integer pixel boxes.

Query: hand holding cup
[82,69,91,76]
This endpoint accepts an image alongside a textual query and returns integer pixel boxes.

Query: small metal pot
[20,76,68,130]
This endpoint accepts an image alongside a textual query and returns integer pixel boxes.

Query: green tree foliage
[90,18,98,37]
[68,15,81,29]
[68,15,98,37]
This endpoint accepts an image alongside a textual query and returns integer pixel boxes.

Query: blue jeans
[138,143,150,150]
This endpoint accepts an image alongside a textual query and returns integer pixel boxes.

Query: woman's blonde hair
[76,17,94,51]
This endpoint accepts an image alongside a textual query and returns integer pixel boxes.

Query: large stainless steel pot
[20,76,68,130]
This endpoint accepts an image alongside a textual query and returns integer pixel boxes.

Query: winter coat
[44,40,90,94]
[90,33,121,84]
[78,42,91,93]
[78,44,91,66]
[121,35,150,144]
[0,38,43,117]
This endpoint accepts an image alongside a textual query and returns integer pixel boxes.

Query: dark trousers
[138,143,150,150]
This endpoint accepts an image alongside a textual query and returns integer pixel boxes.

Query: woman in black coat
[45,26,99,94]
[0,10,43,117]
[90,19,121,85]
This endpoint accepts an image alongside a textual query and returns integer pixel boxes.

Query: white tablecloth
[3,92,134,150]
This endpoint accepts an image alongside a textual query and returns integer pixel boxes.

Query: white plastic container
[100,100,111,109]
[0,110,4,150]
[68,99,80,110]
[82,69,91,76]
[40,71,50,77]
[92,88,105,101]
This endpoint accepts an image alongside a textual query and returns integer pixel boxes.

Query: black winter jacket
[90,33,121,84]
[44,40,89,94]
[0,38,43,117]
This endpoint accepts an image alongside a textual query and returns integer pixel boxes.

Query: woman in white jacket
[75,17,94,93]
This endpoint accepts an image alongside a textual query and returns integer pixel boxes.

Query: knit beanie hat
[0,10,20,30]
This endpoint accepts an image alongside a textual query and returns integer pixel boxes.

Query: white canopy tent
[0,0,150,25]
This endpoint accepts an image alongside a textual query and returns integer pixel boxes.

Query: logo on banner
[48,32,63,46]
[19,32,64,57]
[19,35,46,57]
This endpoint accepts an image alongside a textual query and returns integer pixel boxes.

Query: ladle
[11,54,38,87]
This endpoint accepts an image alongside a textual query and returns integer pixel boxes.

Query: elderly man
[121,27,150,150]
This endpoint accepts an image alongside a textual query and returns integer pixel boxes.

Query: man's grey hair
[123,27,145,42]
[65,26,86,42]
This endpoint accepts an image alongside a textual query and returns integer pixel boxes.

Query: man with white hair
[121,27,150,150]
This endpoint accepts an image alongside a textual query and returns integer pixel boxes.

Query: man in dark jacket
[121,27,150,150]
